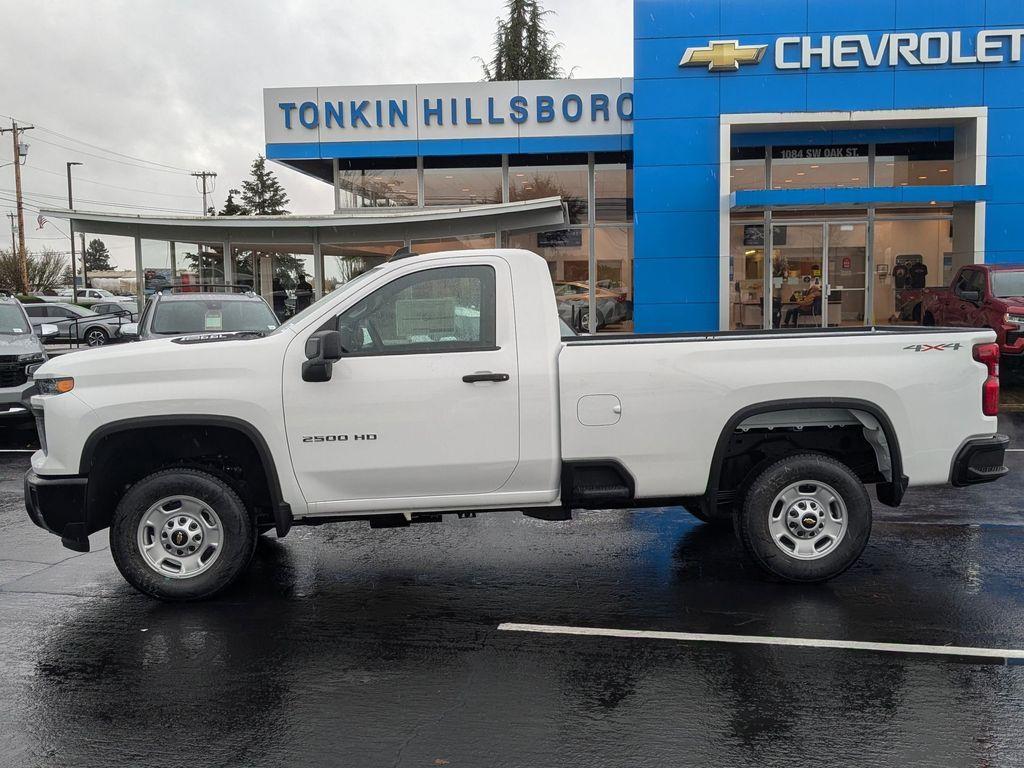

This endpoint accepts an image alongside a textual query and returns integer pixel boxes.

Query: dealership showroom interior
[3,1,1024,766]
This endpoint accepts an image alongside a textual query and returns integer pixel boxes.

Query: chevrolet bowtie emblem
[679,40,768,72]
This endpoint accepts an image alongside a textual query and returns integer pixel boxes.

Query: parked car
[37,288,119,306]
[22,302,130,347]
[119,290,280,341]
[91,301,139,322]
[25,249,1008,600]
[920,264,1024,360]
[0,295,54,415]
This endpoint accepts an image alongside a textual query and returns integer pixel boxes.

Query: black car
[121,290,280,341]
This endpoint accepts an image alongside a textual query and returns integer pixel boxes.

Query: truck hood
[0,334,45,355]
[32,332,288,385]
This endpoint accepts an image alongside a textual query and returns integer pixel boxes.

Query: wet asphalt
[1,416,1024,768]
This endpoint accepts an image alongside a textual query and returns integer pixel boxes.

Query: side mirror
[38,323,59,339]
[958,289,982,303]
[118,323,140,340]
[302,330,344,383]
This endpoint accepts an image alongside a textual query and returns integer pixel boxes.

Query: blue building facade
[633,0,1024,332]
[266,1,1023,334]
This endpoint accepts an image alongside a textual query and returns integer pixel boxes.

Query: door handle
[462,372,510,383]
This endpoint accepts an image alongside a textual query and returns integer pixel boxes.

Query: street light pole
[66,161,82,303]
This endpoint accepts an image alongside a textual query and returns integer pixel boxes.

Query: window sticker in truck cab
[904,343,963,352]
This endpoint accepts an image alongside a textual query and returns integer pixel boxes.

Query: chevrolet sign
[680,29,1024,72]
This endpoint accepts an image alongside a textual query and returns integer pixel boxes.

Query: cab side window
[334,265,496,356]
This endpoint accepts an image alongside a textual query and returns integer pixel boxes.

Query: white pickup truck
[24,249,1009,600]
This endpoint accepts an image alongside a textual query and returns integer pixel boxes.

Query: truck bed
[557,324,997,499]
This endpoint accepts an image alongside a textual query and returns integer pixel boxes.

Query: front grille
[33,409,46,453]
[0,361,27,389]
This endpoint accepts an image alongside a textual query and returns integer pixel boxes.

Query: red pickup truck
[920,264,1024,359]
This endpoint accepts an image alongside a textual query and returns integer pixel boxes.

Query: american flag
[36,214,47,230]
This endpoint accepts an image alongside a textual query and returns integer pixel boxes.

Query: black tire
[110,468,257,601]
[84,326,109,346]
[736,454,871,583]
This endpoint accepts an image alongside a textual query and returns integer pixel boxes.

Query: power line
[0,189,203,214]
[28,134,190,176]
[0,111,193,172]
[25,165,199,200]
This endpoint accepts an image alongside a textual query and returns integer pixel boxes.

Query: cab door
[282,257,520,508]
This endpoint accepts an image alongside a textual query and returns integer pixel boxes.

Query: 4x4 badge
[903,343,962,352]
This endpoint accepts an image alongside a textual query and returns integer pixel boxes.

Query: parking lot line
[497,623,1024,663]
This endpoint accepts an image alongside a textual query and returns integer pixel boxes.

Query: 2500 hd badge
[301,434,378,443]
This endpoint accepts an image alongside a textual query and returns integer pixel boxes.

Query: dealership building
[49,0,1024,333]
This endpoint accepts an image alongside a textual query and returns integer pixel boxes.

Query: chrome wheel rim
[767,480,848,560]
[136,495,223,578]
[86,330,106,346]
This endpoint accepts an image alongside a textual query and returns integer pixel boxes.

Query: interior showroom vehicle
[24,249,1008,601]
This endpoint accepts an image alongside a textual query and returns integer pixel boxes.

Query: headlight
[35,377,74,395]
[1005,313,1024,326]
[18,353,46,363]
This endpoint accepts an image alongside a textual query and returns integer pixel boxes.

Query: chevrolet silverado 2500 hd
[24,249,1010,600]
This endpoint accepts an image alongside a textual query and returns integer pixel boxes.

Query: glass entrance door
[771,224,825,329]
[826,223,868,327]
[766,220,869,329]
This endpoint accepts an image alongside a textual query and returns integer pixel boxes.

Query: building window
[872,216,953,323]
[423,156,502,207]
[337,160,417,207]
[231,245,315,321]
[595,153,633,223]
[731,147,767,192]
[321,242,401,293]
[506,228,591,331]
[509,153,588,224]
[594,226,633,332]
[771,145,870,190]
[874,142,955,187]
[411,233,496,253]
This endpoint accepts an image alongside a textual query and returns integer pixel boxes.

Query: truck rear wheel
[736,454,871,582]
[110,468,257,601]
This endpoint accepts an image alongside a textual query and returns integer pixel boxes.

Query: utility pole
[6,212,16,255]
[67,161,83,302]
[191,170,217,216]
[0,121,35,293]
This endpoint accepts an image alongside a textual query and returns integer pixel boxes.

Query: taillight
[974,342,1000,417]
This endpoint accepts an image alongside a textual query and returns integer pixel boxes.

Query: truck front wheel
[110,468,257,601]
[736,454,871,582]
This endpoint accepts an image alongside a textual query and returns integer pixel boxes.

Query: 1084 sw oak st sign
[681,29,1024,72]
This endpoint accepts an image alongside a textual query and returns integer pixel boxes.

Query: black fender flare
[80,414,293,536]
[705,397,907,509]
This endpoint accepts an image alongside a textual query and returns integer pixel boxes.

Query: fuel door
[577,394,622,427]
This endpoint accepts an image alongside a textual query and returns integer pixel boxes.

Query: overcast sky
[0,0,632,269]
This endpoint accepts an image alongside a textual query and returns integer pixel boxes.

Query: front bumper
[951,434,1010,487]
[24,470,90,552]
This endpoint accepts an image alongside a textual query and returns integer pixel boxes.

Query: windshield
[990,272,1024,298]
[272,266,386,334]
[0,304,29,335]
[152,298,279,335]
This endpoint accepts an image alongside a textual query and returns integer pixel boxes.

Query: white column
[134,231,144,308]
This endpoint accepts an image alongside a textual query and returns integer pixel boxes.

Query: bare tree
[0,247,69,293]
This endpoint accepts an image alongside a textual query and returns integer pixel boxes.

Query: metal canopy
[39,196,569,245]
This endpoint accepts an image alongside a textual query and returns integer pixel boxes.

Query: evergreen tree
[84,238,113,272]
[239,156,290,215]
[480,0,565,81]
[219,188,250,216]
